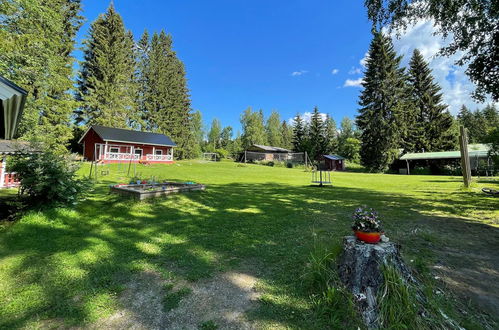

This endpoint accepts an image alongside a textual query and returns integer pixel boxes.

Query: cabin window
[109,147,120,153]
[155,149,163,155]
[134,148,143,156]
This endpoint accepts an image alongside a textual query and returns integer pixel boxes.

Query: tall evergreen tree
[240,107,267,149]
[189,110,204,158]
[292,114,306,152]
[266,111,282,147]
[308,106,326,160]
[407,49,455,152]
[0,0,83,152]
[356,32,407,172]
[77,4,136,128]
[281,120,293,150]
[323,114,338,154]
[136,30,193,158]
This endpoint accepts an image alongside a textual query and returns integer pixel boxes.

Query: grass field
[0,160,498,329]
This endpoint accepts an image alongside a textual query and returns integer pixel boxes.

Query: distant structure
[243,144,307,165]
[0,75,29,188]
[320,155,346,171]
[400,144,494,176]
[79,125,176,164]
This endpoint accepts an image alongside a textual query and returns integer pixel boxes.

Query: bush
[7,151,89,207]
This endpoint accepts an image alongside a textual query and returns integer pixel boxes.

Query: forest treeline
[1,2,497,170]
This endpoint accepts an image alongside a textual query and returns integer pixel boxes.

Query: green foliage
[407,49,456,152]
[208,119,222,149]
[6,150,88,207]
[265,111,283,147]
[485,127,499,164]
[0,0,83,153]
[338,117,360,161]
[307,106,326,160]
[199,320,218,330]
[323,114,338,155]
[77,3,137,128]
[135,29,193,159]
[457,104,499,144]
[292,114,306,152]
[365,0,498,101]
[377,265,421,328]
[240,107,267,149]
[357,32,407,172]
[162,284,192,312]
[280,120,294,150]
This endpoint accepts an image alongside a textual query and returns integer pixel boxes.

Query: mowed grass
[0,160,498,328]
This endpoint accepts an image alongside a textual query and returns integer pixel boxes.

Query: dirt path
[93,270,261,329]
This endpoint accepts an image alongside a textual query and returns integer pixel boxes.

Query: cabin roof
[247,144,291,153]
[400,144,490,160]
[323,154,345,160]
[0,75,28,140]
[79,125,176,147]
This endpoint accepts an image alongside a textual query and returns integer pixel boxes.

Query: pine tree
[281,121,293,150]
[240,107,267,148]
[77,3,136,128]
[220,126,233,150]
[292,114,306,152]
[266,111,282,147]
[0,0,83,152]
[356,32,407,172]
[308,106,326,160]
[407,49,455,152]
[323,115,338,154]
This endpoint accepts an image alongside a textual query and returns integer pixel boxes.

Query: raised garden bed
[110,182,205,200]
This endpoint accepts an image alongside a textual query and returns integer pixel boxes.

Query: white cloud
[331,68,339,75]
[360,52,369,68]
[389,19,498,114]
[291,70,308,76]
[344,78,364,87]
[348,67,362,75]
[288,111,328,125]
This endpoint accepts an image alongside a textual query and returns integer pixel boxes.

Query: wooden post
[305,151,308,168]
[406,160,410,175]
[244,151,247,163]
[459,126,472,187]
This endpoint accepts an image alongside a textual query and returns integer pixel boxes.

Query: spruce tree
[308,106,326,160]
[323,114,338,154]
[281,121,293,150]
[266,111,282,147]
[407,49,455,152]
[189,110,203,158]
[0,0,83,152]
[292,114,306,152]
[356,32,407,172]
[77,3,136,128]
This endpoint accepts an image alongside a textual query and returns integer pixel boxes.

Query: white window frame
[109,147,120,153]
[155,149,163,155]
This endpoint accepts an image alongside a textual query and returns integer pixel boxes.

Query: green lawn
[0,161,498,329]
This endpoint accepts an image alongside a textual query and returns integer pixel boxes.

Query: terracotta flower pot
[354,231,381,244]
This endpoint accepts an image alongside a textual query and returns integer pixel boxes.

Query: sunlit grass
[0,160,497,328]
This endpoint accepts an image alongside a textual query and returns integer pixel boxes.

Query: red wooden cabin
[79,125,176,164]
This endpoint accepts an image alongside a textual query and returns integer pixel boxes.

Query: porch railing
[145,154,173,161]
[103,152,140,161]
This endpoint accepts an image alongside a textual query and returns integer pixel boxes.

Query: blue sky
[76,1,489,132]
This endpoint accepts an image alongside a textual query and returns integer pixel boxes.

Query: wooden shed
[321,155,346,171]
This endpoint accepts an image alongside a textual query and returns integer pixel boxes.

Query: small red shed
[79,125,176,164]
[322,155,346,171]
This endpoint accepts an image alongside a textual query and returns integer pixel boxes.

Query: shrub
[286,162,293,168]
[7,151,89,207]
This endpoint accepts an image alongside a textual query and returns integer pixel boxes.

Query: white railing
[146,154,173,161]
[103,152,140,161]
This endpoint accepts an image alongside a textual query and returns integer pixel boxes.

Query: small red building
[321,155,346,171]
[79,125,176,164]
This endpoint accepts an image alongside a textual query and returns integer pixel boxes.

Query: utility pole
[459,126,472,187]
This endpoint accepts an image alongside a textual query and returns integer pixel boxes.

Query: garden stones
[337,236,417,329]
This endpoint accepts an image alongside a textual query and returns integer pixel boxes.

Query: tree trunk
[337,236,417,328]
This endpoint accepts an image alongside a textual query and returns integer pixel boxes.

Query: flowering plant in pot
[351,206,383,244]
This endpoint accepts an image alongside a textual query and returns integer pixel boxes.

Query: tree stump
[337,236,417,329]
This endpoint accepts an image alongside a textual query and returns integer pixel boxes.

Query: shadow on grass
[0,179,498,328]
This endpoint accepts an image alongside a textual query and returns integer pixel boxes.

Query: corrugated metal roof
[400,144,490,160]
[86,125,176,147]
[0,76,28,140]
[0,140,37,154]
[324,154,345,160]
[247,144,291,153]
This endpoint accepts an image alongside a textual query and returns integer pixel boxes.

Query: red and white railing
[145,154,173,161]
[103,153,140,161]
